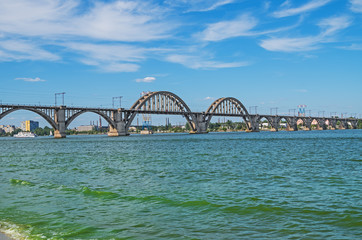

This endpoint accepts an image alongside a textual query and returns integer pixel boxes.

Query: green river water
[0,130,361,239]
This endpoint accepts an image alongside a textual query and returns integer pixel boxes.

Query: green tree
[358,120,362,129]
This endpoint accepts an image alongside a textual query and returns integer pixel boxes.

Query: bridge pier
[351,120,358,129]
[247,115,260,132]
[303,118,312,131]
[329,119,337,130]
[316,119,327,130]
[192,113,208,134]
[286,125,297,131]
[54,107,66,138]
[108,110,129,137]
[270,117,279,132]
[286,117,298,131]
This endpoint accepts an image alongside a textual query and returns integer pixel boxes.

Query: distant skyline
[0,0,361,127]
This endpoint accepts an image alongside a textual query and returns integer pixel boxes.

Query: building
[76,125,95,132]
[0,125,16,133]
[20,121,39,132]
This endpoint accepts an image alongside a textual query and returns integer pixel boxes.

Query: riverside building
[20,120,39,132]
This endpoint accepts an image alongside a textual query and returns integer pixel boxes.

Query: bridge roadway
[0,91,359,138]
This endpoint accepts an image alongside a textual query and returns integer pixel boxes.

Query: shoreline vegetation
[1,120,362,137]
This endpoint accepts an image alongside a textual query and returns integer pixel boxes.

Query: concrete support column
[108,110,129,137]
[270,117,279,132]
[304,118,312,131]
[351,121,358,129]
[286,124,298,131]
[338,121,347,130]
[246,115,260,132]
[193,113,208,134]
[286,118,298,131]
[329,120,337,130]
[316,120,327,130]
[54,107,66,138]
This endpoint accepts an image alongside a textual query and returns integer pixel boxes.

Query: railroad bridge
[0,91,359,138]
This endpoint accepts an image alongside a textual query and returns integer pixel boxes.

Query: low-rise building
[0,125,16,133]
[76,125,95,132]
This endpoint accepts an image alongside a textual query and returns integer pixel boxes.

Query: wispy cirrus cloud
[165,0,234,12]
[0,40,59,61]
[15,77,46,82]
[0,0,174,72]
[318,16,352,37]
[260,37,319,52]
[0,0,172,42]
[260,16,351,52]
[196,14,257,41]
[339,43,362,50]
[272,0,331,18]
[63,42,145,72]
[166,54,249,69]
[350,0,362,12]
[136,77,156,83]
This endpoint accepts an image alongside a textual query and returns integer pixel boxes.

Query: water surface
[1,130,361,239]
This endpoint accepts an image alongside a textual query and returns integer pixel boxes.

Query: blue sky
[0,0,361,127]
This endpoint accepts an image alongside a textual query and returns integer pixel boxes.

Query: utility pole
[55,92,66,106]
[289,109,296,116]
[112,96,123,109]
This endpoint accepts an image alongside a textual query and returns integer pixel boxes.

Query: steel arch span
[205,97,251,130]
[126,91,197,131]
[0,106,58,129]
[65,110,116,129]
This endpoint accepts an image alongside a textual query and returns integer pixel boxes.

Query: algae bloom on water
[9,179,33,186]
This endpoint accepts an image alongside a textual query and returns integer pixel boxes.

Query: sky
[0,0,361,127]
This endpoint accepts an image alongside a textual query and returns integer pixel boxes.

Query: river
[1,130,361,239]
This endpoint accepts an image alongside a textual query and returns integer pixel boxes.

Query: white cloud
[63,42,146,72]
[136,77,156,83]
[273,0,331,18]
[0,0,176,71]
[165,0,234,12]
[15,77,46,82]
[260,37,319,52]
[350,0,362,12]
[166,54,249,69]
[191,0,234,12]
[0,0,173,42]
[0,40,59,61]
[101,63,140,72]
[260,16,351,52]
[204,97,215,100]
[339,43,362,50]
[197,14,257,41]
[318,16,352,37]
